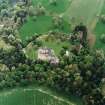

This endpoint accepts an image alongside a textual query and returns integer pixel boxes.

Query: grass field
[64,0,104,28]
[0,87,82,105]
[42,40,70,56]
[19,16,70,41]
[19,0,71,41]
[94,1,105,49]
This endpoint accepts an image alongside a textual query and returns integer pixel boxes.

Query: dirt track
[87,31,96,48]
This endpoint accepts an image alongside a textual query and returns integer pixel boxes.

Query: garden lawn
[42,40,70,56]
[25,39,70,60]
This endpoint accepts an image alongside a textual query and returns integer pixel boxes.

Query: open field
[64,0,104,29]
[0,87,82,105]
[19,16,70,41]
[94,1,105,49]
[19,0,72,41]
[64,0,104,26]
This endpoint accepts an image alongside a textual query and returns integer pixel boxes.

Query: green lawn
[94,1,105,49]
[25,37,70,60]
[19,15,70,41]
[19,0,71,41]
[0,86,82,105]
[94,22,105,49]
[42,40,70,56]
[19,16,53,41]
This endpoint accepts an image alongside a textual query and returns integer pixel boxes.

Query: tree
[100,15,105,24]
[73,23,88,46]
[100,34,105,43]
[28,6,36,17]
[49,0,57,6]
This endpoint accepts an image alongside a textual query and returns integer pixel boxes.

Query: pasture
[94,1,105,49]
[19,0,71,41]
[19,16,70,41]
[64,0,104,29]
[0,87,82,105]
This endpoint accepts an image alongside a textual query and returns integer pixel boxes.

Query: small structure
[50,56,59,64]
[38,47,59,64]
[0,24,4,29]
[65,50,69,56]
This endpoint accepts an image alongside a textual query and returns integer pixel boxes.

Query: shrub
[100,15,105,24]
[100,34,105,43]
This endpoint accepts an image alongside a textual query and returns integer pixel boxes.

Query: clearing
[25,34,70,60]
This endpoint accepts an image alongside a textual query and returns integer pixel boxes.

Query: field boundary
[24,88,76,105]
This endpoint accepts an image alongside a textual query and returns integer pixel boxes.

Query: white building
[0,24,4,29]
[65,50,69,56]
[38,47,59,64]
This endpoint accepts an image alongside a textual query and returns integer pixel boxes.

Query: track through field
[64,0,104,30]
